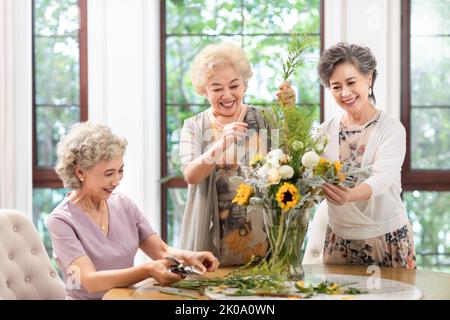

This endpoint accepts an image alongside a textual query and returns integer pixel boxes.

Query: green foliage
[404,191,450,272]
[32,188,67,258]
[282,32,314,81]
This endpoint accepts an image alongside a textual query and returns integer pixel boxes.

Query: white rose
[279,165,294,179]
[266,168,281,185]
[266,158,281,169]
[267,149,284,162]
[301,150,320,169]
[257,165,270,179]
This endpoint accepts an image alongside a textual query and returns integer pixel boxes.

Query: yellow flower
[333,160,342,173]
[319,157,331,166]
[250,153,264,167]
[313,157,332,176]
[276,182,300,212]
[232,183,253,206]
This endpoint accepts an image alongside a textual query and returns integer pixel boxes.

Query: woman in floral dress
[316,42,416,268]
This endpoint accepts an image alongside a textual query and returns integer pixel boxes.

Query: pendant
[101,225,105,231]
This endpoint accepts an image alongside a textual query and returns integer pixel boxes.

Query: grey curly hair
[190,41,253,96]
[318,42,378,104]
[55,121,128,189]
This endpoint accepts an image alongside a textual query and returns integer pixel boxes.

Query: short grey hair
[55,121,128,189]
[318,42,378,103]
[190,41,253,96]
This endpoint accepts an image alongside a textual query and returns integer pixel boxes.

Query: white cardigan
[318,111,409,239]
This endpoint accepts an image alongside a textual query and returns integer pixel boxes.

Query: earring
[79,177,84,182]
[368,86,373,96]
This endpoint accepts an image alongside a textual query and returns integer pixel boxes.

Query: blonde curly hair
[55,121,128,189]
[190,41,253,96]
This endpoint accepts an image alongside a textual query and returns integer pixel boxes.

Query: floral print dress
[208,106,269,266]
[323,111,416,269]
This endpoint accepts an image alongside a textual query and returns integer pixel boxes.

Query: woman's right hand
[220,121,248,146]
[147,259,183,286]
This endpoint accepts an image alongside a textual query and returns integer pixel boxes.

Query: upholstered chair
[0,209,65,299]
[302,201,328,264]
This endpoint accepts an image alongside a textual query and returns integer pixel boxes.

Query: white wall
[323,0,401,121]
[88,0,161,252]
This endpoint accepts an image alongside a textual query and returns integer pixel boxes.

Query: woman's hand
[147,259,183,286]
[323,183,352,206]
[182,251,220,273]
[221,122,248,145]
[276,81,296,107]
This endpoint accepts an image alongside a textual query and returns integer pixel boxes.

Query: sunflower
[232,183,253,206]
[276,182,300,212]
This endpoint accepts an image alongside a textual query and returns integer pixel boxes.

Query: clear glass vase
[262,207,310,281]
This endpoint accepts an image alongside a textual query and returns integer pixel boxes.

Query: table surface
[102,264,450,300]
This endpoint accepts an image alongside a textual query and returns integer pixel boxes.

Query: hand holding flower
[323,182,373,205]
[323,183,352,205]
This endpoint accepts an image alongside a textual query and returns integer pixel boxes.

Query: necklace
[87,208,106,231]
[210,104,247,130]
[70,192,107,231]
[83,202,106,231]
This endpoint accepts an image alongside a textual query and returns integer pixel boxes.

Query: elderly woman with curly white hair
[46,122,219,300]
[179,41,295,266]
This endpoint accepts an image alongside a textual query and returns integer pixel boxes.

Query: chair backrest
[0,209,65,299]
[302,201,328,264]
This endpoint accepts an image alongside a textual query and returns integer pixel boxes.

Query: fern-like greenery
[261,31,315,175]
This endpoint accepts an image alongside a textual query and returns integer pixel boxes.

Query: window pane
[244,35,320,106]
[163,0,321,240]
[35,36,80,106]
[166,0,242,35]
[411,107,450,170]
[243,0,320,34]
[36,105,79,167]
[34,0,79,36]
[404,191,450,272]
[32,188,67,258]
[411,0,450,35]
[166,188,188,246]
[34,0,82,168]
[410,37,450,106]
[166,104,208,176]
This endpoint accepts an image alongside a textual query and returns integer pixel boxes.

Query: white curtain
[0,0,15,208]
[0,0,32,213]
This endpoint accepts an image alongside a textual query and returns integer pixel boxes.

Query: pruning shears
[165,256,204,278]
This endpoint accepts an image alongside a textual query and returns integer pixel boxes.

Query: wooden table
[103,264,450,300]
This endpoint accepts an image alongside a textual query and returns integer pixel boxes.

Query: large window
[32,0,88,256]
[161,0,323,246]
[402,0,450,271]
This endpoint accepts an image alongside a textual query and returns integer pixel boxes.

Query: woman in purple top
[46,122,219,300]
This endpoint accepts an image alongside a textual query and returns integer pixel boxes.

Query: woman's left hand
[323,183,353,206]
[183,251,220,273]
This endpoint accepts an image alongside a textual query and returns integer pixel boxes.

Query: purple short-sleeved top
[46,192,156,300]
